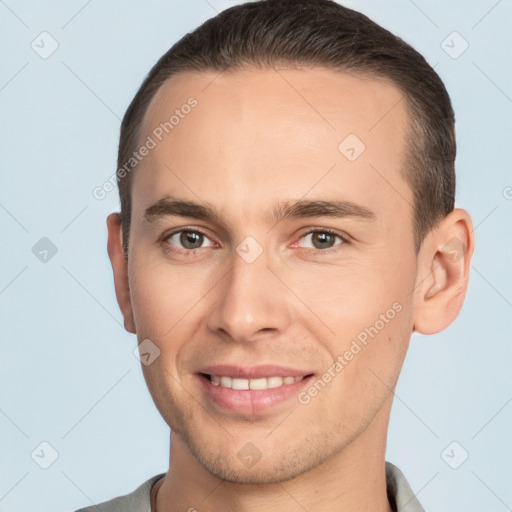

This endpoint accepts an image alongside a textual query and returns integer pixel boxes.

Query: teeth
[267,376,283,388]
[220,376,232,388]
[249,378,267,390]
[232,378,250,390]
[209,375,305,390]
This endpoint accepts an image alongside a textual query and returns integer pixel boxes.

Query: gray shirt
[75,462,424,512]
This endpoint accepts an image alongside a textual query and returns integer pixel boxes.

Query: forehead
[142,66,408,148]
[134,66,412,226]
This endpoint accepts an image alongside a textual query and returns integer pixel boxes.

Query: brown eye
[166,230,214,250]
[311,232,336,249]
[298,231,344,250]
[180,231,203,249]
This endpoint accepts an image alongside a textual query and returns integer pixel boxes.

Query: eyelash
[160,227,349,256]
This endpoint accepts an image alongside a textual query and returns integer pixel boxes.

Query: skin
[107,67,474,512]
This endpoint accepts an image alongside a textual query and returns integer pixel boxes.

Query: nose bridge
[207,240,290,342]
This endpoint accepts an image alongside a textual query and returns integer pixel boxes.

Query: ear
[412,208,475,335]
[106,213,136,334]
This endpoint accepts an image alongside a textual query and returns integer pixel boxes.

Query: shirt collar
[386,462,425,512]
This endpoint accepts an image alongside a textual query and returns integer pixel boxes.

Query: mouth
[196,365,315,414]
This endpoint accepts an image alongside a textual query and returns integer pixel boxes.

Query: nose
[206,245,292,343]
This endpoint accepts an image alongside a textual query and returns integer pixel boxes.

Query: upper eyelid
[297,228,346,239]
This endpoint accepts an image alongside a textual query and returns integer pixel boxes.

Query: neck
[156,399,394,512]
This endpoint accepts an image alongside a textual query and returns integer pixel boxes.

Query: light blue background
[1,1,511,511]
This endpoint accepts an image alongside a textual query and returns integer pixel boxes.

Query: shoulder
[74,474,165,512]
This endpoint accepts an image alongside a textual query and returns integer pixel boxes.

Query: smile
[196,366,314,414]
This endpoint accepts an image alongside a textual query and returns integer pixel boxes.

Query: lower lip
[197,374,313,415]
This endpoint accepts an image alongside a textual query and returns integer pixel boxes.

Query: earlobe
[106,213,136,334]
[413,209,475,335]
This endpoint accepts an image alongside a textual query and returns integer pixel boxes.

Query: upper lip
[198,365,314,379]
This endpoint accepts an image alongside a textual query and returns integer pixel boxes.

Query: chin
[182,429,337,485]
[197,454,308,485]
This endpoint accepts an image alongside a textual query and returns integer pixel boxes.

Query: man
[78,0,474,510]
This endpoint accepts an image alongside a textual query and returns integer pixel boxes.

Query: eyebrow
[144,194,376,226]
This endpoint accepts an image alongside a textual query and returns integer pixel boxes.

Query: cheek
[287,255,415,404]
[286,256,412,339]
[306,304,413,433]
[128,257,211,339]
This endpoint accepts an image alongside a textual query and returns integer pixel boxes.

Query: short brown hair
[117,0,455,258]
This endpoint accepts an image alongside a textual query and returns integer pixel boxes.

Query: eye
[296,230,345,250]
[165,230,215,251]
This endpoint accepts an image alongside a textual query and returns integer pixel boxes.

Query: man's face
[127,67,417,483]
